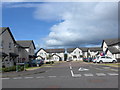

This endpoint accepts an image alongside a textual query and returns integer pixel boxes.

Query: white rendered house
[101,38,120,61]
[88,47,103,58]
[67,48,83,61]
[36,48,65,61]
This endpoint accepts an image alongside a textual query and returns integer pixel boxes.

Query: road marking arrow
[78,67,89,71]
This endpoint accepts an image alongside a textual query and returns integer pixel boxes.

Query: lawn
[99,63,120,67]
[25,67,41,71]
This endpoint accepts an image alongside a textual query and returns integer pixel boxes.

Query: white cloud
[34,2,118,47]
[2,2,118,48]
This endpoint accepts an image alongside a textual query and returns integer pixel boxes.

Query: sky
[1,1,118,50]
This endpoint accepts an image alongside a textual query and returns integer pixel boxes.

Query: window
[0,40,3,48]
[9,42,12,49]
[40,53,43,55]
[101,56,105,58]
[106,56,112,59]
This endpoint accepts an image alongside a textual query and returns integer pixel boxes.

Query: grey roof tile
[104,38,120,46]
[16,40,36,49]
[108,47,120,54]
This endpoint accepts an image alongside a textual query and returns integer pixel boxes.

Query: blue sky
[2,2,118,50]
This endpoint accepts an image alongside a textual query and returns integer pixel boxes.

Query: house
[52,54,61,61]
[101,38,120,61]
[88,47,103,58]
[16,40,36,62]
[80,48,89,58]
[67,48,83,61]
[14,43,29,63]
[0,27,18,67]
[35,48,49,60]
[36,48,65,61]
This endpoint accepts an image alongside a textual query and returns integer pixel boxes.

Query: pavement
[1,61,119,88]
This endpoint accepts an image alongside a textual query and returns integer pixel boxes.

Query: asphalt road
[2,61,119,88]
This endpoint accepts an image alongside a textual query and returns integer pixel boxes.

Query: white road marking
[70,70,74,77]
[24,77,34,79]
[95,68,106,71]
[13,77,22,79]
[48,76,57,78]
[70,66,72,69]
[2,78,10,80]
[84,73,94,76]
[73,74,81,77]
[96,73,106,76]
[107,73,119,76]
[78,67,89,71]
[36,76,45,78]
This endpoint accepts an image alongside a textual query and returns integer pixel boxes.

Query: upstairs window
[9,42,12,50]
[0,40,3,48]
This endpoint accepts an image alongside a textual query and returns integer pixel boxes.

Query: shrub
[17,65,24,71]
[25,64,29,68]
[2,66,16,72]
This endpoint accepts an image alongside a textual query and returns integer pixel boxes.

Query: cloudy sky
[2,1,118,50]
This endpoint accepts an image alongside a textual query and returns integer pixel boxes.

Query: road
[2,61,119,88]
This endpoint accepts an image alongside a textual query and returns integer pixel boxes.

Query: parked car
[31,59,44,67]
[83,58,93,62]
[93,56,117,63]
[44,59,54,64]
[36,59,44,66]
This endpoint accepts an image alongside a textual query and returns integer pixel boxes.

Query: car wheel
[112,60,116,63]
[99,60,103,64]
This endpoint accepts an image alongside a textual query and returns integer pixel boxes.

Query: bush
[2,65,25,72]
[2,66,16,72]
[17,65,24,72]
[25,64,29,68]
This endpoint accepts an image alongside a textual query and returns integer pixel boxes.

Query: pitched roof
[67,48,76,53]
[67,47,89,53]
[107,47,120,54]
[0,27,16,43]
[52,54,61,58]
[101,38,120,47]
[80,47,88,52]
[36,48,65,54]
[46,48,65,53]
[88,47,103,52]
[16,40,36,49]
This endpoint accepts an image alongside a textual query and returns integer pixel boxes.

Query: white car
[93,56,117,63]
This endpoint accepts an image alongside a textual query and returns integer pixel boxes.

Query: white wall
[36,49,48,60]
[103,42,108,52]
[52,55,60,61]
[68,48,83,61]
